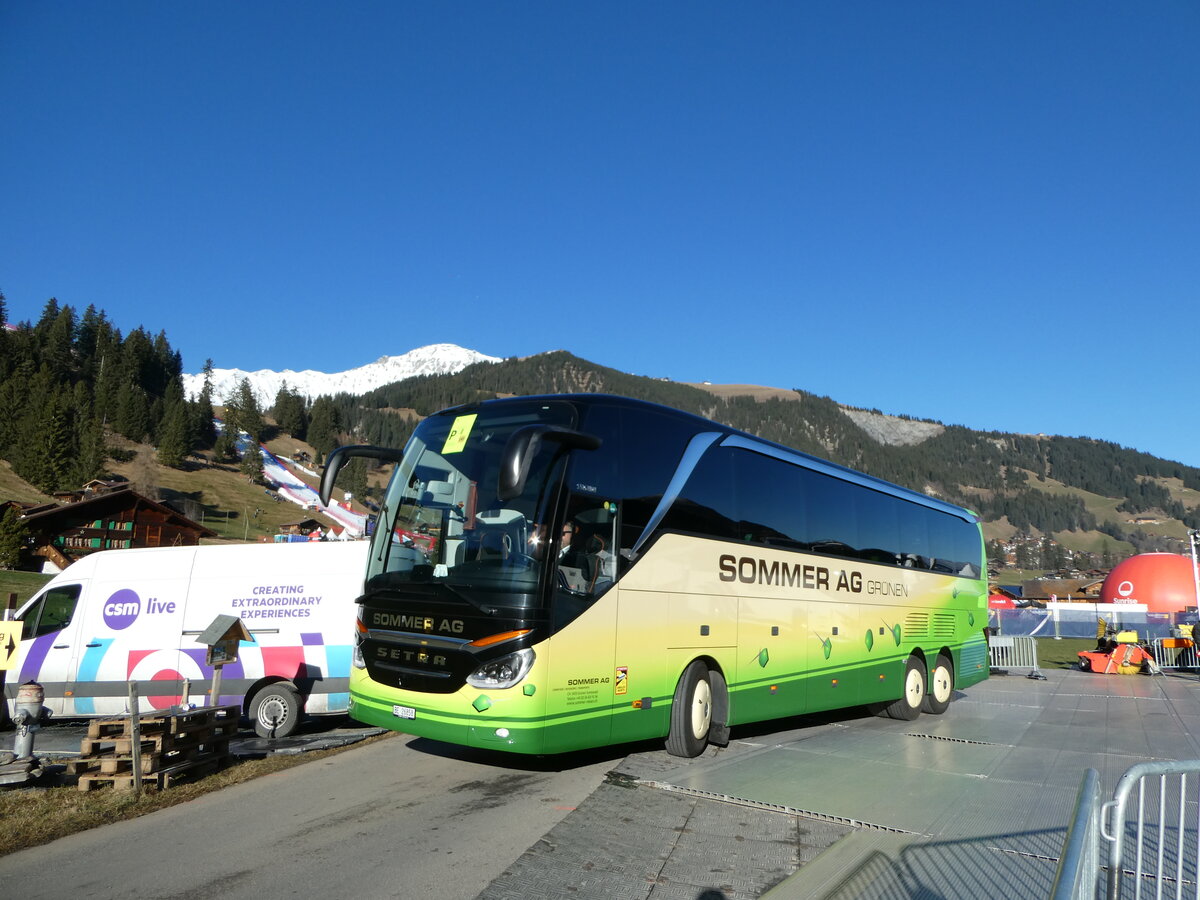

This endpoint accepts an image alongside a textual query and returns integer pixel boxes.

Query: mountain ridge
[182,343,502,404]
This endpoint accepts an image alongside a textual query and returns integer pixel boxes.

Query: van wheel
[666,660,713,758]
[251,683,302,739]
[884,656,925,721]
[923,654,954,715]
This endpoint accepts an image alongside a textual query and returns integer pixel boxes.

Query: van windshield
[365,400,576,607]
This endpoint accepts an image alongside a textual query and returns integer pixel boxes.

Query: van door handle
[86,642,102,647]
[53,644,70,649]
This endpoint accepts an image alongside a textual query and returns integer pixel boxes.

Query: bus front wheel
[884,656,926,721]
[923,654,954,715]
[666,660,713,758]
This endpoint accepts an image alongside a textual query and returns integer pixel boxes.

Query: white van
[5,540,367,738]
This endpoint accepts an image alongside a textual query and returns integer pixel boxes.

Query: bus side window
[20,584,82,640]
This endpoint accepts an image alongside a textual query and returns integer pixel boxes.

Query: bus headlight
[466,648,535,689]
[353,612,367,669]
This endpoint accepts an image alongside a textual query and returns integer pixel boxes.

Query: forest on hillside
[322,351,1200,547]
[3,298,1199,563]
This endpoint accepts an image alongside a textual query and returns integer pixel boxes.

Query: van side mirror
[319,445,406,506]
[498,426,601,502]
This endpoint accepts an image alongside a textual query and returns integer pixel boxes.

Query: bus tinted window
[664,446,737,540]
[798,467,859,558]
[855,487,900,565]
[659,444,980,576]
[574,401,709,557]
[732,450,807,549]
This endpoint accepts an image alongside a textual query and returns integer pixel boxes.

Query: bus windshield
[365,399,577,607]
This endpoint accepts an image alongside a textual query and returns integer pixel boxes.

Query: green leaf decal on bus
[968,612,975,627]
[891,624,902,645]
[821,637,832,660]
[523,684,536,696]
[865,629,874,651]
[757,648,769,668]
[472,696,492,712]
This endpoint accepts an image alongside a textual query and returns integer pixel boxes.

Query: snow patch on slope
[183,343,501,404]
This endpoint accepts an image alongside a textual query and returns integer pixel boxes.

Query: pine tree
[307,396,341,461]
[239,440,264,484]
[114,381,151,442]
[72,414,109,485]
[193,358,217,448]
[342,458,369,506]
[272,382,307,438]
[0,506,29,569]
[34,390,76,492]
[225,377,264,444]
[213,428,238,463]
[157,380,190,468]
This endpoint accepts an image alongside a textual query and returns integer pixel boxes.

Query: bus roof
[436,393,980,524]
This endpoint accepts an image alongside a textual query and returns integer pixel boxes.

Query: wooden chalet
[279,518,323,537]
[1020,577,1106,602]
[16,486,216,571]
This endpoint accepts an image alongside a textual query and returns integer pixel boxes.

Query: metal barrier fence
[1051,768,1103,900]
[989,635,1047,679]
[991,608,1197,640]
[1051,760,1200,900]
[1150,639,1200,671]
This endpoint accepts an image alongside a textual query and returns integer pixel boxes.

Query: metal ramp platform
[637,667,1200,899]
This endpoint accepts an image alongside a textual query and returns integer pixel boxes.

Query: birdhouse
[195,614,253,668]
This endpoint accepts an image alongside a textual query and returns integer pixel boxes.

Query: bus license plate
[392,705,416,720]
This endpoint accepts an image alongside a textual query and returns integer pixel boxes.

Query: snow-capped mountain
[182,343,501,404]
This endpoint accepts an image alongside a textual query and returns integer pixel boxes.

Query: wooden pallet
[76,757,224,792]
[70,705,238,791]
[78,722,237,757]
[66,739,232,776]
[85,704,238,739]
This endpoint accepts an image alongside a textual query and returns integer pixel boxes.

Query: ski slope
[217,419,368,537]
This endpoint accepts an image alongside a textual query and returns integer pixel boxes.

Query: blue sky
[3,3,1198,465]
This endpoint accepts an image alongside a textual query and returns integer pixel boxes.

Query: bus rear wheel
[666,660,713,758]
[923,654,954,715]
[884,656,926,721]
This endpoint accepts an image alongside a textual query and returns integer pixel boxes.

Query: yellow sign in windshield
[441,414,478,454]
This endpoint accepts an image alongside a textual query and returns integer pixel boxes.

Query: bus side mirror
[319,445,406,506]
[498,426,601,502]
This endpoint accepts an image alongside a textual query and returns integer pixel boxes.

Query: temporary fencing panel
[1050,768,1103,900]
[1051,760,1200,900]
[1150,639,1200,671]
[990,635,1045,678]
[993,608,1196,641]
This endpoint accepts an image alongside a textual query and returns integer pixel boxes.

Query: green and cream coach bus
[320,394,989,757]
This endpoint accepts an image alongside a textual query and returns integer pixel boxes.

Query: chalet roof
[1020,577,1105,600]
[280,518,322,530]
[19,485,217,537]
[2,499,58,516]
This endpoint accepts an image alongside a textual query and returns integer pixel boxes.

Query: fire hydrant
[12,681,48,760]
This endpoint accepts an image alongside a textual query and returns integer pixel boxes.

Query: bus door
[543,500,621,753]
[12,581,86,717]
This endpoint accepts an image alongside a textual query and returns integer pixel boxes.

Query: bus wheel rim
[905,667,924,706]
[691,678,712,738]
[932,665,952,703]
